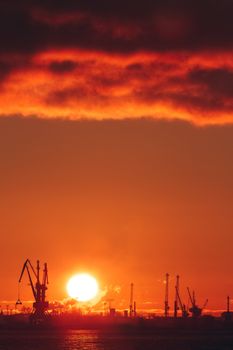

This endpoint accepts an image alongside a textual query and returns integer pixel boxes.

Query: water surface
[0,329,232,350]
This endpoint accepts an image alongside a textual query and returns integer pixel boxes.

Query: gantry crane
[187,287,207,318]
[18,259,49,322]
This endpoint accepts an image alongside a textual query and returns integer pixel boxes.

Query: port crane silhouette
[175,285,189,318]
[17,259,49,323]
[187,287,208,318]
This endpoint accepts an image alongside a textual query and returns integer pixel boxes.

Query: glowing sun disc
[67,273,99,302]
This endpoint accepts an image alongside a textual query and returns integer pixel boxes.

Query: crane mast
[18,259,49,323]
[164,273,169,318]
[175,286,189,318]
[129,283,133,317]
[174,275,179,318]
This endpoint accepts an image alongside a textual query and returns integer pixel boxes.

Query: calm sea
[0,329,233,350]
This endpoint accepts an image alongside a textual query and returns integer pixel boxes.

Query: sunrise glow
[1,0,233,321]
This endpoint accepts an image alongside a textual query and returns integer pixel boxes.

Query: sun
[67,273,99,302]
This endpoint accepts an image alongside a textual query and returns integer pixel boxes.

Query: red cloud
[0,0,233,124]
[0,50,232,124]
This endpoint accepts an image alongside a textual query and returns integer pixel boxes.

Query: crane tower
[18,259,49,323]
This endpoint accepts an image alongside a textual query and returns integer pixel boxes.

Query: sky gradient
[0,1,233,313]
[1,117,233,311]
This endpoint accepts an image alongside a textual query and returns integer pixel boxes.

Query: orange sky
[0,0,233,314]
[0,118,233,312]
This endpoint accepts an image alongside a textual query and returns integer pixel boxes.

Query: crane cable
[16,283,22,306]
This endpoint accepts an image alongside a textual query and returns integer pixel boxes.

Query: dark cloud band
[0,1,233,54]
